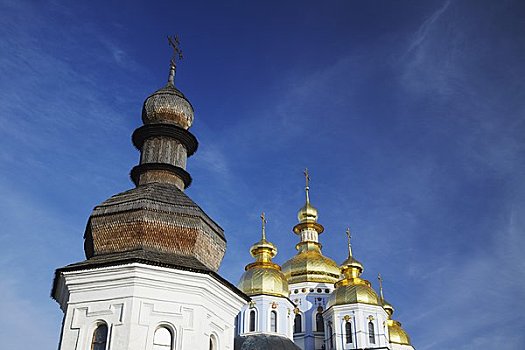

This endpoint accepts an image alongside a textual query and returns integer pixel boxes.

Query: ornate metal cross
[167,35,183,65]
[346,227,353,257]
[261,212,267,240]
[167,35,183,84]
[303,168,311,203]
[377,273,384,300]
[304,168,310,188]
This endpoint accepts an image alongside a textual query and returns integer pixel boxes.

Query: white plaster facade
[53,263,247,350]
[288,281,334,350]
[323,303,389,350]
[237,294,295,339]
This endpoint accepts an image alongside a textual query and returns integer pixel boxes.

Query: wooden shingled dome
[83,182,226,272]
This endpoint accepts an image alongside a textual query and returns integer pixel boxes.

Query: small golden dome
[327,282,380,307]
[238,264,289,298]
[340,255,363,273]
[238,213,288,298]
[387,319,412,345]
[297,201,318,223]
[282,243,340,284]
[382,299,395,317]
[142,84,194,129]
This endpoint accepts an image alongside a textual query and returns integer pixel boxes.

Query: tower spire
[167,35,183,86]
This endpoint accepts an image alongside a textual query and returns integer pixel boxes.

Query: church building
[52,39,415,350]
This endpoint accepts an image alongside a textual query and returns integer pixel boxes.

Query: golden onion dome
[282,242,340,284]
[340,255,364,273]
[237,213,289,298]
[327,229,381,308]
[387,319,412,345]
[327,281,380,307]
[297,201,318,223]
[238,263,289,298]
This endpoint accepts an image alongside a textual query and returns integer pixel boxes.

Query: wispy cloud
[405,0,451,55]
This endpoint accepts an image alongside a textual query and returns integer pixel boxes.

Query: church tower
[323,230,389,349]
[281,170,341,350]
[378,275,415,350]
[235,213,299,349]
[52,37,248,350]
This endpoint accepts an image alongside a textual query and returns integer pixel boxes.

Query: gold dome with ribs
[282,242,340,284]
[238,213,289,298]
[327,228,380,308]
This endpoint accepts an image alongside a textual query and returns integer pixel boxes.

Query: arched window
[328,323,334,349]
[209,334,217,350]
[270,311,277,332]
[293,313,302,333]
[91,323,108,350]
[315,312,324,333]
[345,322,353,344]
[153,327,173,350]
[249,310,256,332]
[368,321,375,344]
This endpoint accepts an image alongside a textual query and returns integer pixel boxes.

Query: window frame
[368,320,375,344]
[315,312,324,333]
[345,321,353,344]
[90,322,109,350]
[293,313,303,334]
[152,326,174,350]
[270,310,278,333]
[209,333,218,350]
[248,309,257,332]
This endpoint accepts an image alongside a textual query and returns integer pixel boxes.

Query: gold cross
[304,168,310,188]
[378,273,385,300]
[346,227,353,257]
[303,168,311,203]
[261,212,267,240]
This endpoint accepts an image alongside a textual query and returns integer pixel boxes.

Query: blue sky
[1,0,524,349]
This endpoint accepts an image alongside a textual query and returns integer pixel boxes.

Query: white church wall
[54,263,246,350]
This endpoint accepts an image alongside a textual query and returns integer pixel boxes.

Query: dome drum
[130,163,192,188]
[139,138,188,169]
[292,221,324,235]
[132,123,198,156]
